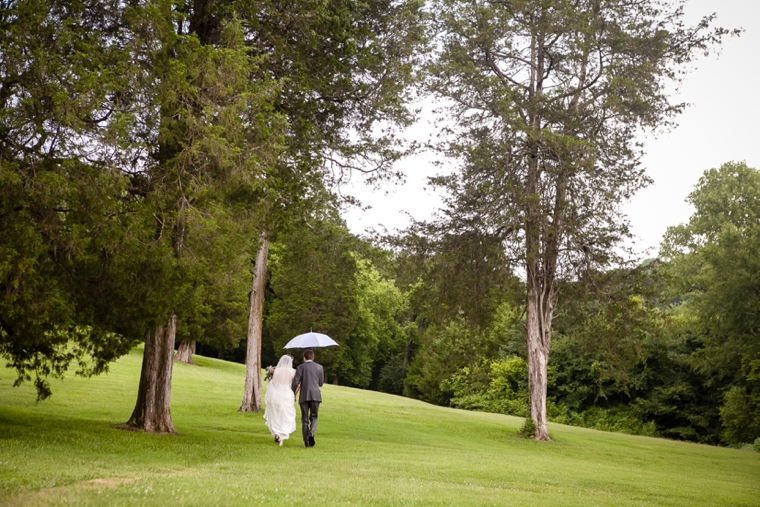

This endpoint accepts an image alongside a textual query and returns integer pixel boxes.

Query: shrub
[377,356,406,395]
[719,386,760,445]
[444,356,529,417]
[519,416,536,438]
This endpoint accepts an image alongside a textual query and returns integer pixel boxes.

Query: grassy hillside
[1,347,758,506]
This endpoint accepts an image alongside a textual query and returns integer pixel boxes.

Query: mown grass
[1,346,758,506]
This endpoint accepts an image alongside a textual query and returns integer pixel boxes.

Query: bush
[519,416,536,438]
[550,406,658,437]
[377,356,406,395]
[719,386,760,445]
[444,356,529,417]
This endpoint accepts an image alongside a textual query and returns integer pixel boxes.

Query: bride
[263,354,297,446]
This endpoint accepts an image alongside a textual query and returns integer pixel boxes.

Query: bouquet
[265,365,275,382]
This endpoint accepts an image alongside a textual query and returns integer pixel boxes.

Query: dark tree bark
[239,232,269,413]
[127,314,177,433]
[176,339,196,364]
[403,339,413,369]
[217,344,225,360]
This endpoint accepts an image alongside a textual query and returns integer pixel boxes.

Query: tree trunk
[239,231,269,413]
[126,314,177,433]
[526,271,551,441]
[525,168,552,441]
[217,344,225,359]
[525,148,554,441]
[175,339,195,364]
[523,21,552,441]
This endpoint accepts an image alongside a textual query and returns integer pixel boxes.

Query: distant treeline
[203,162,758,448]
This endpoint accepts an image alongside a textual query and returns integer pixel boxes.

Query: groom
[291,348,324,447]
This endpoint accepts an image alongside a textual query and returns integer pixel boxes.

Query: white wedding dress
[263,355,297,444]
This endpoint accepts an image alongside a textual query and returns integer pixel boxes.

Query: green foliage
[388,162,760,447]
[377,355,407,395]
[265,218,410,388]
[405,320,490,405]
[550,264,670,407]
[405,301,524,405]
[551,405,659,437]
[391,228,522,331]
[243,0,424,178]
[414,0,732,439]
[265,219,359,374]
[519,416,536,439]
[0,0,423,402]
[168,202,254,356]
[720,386,760,448]
[548,267,730,441]
[334,255,408,388]
[443,356,529,417]
[0,0,180,397]
[662,162,760,256]
[438,341,660,437]
[661,162,760,446]
[627,313,723,443]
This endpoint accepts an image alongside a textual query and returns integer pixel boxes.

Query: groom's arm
[318,366,324,387]
[291,367,301,393]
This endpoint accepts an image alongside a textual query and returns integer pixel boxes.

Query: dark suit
[292,360,324,445]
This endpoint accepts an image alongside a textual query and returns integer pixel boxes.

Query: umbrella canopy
[283,331,339,349]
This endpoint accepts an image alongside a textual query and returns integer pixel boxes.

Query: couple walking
[263,349,324,447]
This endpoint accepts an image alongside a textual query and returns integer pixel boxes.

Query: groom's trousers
[300,401,319,443]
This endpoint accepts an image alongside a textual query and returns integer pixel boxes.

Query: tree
[387,227,523,403]
[236,0,425,411]
[425,0,732,439]
[0,0,280,430]
[1,0,424,417]
[334,255,408,388]
[239,231,269,412]
[390,226,520,331]
[124,0,282,432]
[0,0,177,400]
[264,217,410,389]
[174,214,252,365]
[547,262,685,437]
[661,162,760,445]
[265,218,360,380]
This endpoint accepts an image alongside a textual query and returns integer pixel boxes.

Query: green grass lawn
[1,346,758,506]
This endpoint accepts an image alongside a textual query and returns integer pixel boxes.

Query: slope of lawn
[1,346,758,507]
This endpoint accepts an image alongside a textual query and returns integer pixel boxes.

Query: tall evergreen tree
[265,217,360,381]
[0,0,177,400]
[424,0,734,439]
[123,0,282,433]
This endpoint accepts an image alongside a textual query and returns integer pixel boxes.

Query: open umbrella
[283,331,339,349]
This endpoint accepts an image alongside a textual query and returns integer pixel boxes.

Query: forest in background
[2,0,756,447]
[207,160,755,450]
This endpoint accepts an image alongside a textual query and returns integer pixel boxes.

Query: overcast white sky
[343,0,760,257]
